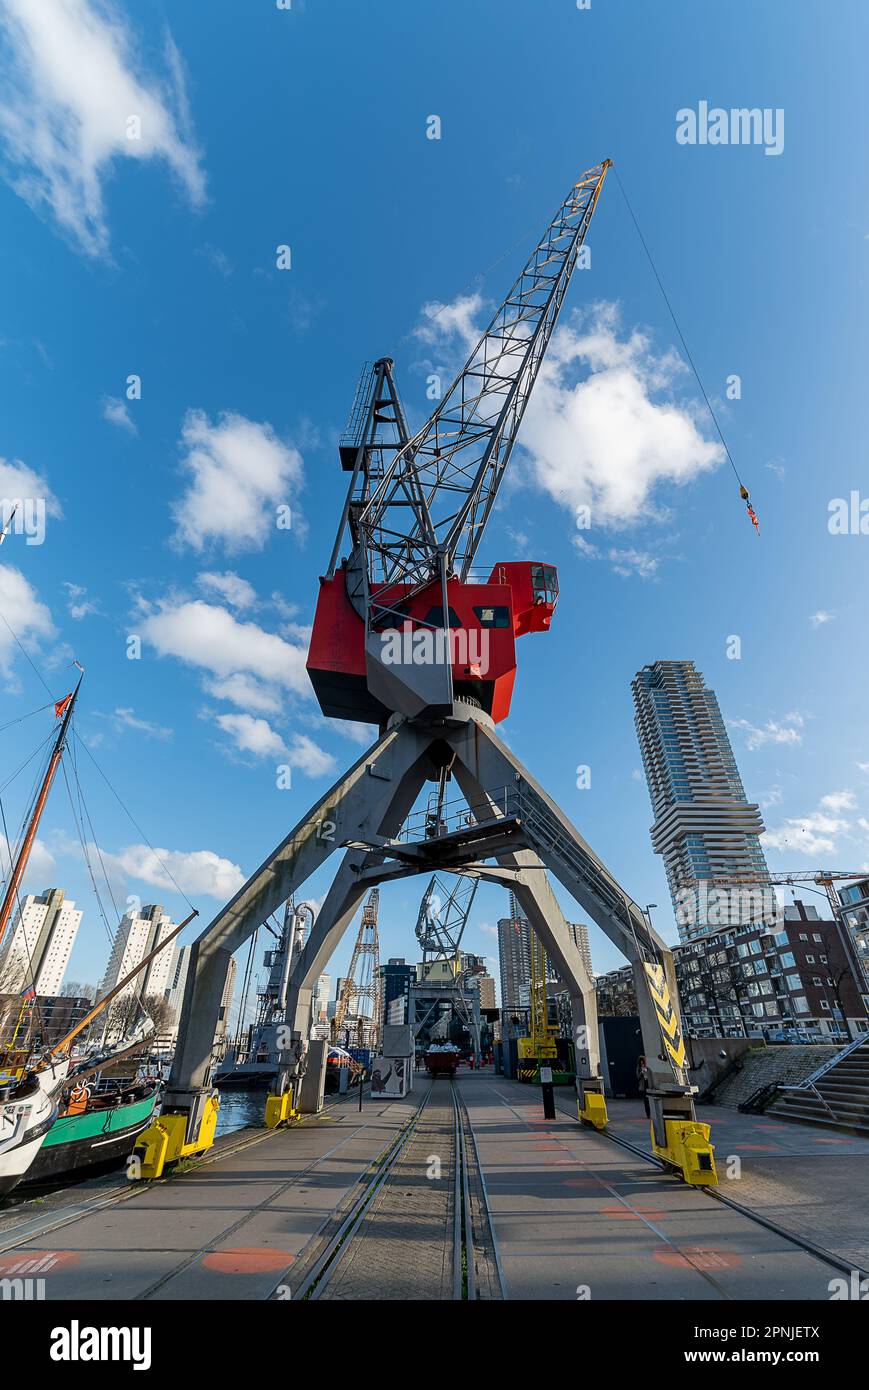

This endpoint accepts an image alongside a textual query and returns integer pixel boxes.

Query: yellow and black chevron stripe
[643,962,687,1071]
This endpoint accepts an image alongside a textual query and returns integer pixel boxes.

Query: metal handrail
[794,1031,869,1089]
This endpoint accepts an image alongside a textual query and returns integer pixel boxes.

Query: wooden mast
[0,676,82,953]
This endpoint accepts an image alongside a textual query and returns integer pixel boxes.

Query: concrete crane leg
[138,705,715,1186]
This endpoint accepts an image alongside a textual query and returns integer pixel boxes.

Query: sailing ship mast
[0,676,81,955]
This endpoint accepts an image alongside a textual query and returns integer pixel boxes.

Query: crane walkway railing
[396,779,657,962]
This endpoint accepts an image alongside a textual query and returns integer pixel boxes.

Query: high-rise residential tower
[632,660,771,939]
[99,903,178,1003]
[497,912,532,1014]
[0,888,82,995]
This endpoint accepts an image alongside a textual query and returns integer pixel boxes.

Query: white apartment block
[0,888,82,995]
[99,904,178,1003]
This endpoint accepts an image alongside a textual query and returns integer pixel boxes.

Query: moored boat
[19,1076,160,1188]
[0,677,198,1197]
[0,1056,69,1197]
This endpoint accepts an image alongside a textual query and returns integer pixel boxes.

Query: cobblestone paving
[321,1092,457,1300]
[723,1157,869,1270]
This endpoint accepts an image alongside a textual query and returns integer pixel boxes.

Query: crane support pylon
[141,161,716,1187]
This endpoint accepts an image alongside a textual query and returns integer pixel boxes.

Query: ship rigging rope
[68,732,125,939]
[0,611,56,701]
[0,723,56,802]
[613,166,746,493]
[60,754,153,1028]
[72,731,196,914]
[0,788,49,1036]
[0,700,55,736]
[60,758,120,950]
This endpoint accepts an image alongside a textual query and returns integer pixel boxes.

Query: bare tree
[60,981,97,1002]
[107,992,173,1039]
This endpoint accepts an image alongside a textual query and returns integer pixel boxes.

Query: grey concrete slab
[0,1087,419,1300]
[459,1070,847,1301]
[596,1095,869,1271]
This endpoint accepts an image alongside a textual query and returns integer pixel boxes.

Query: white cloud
[412,296,722,563]
[606,546,659,580]
[327,718,375,747]
[203,672,282,716]
[857,761,869,775]
[284,732,336,777]
[171,410,302,553]
[763,810,849,857]
[99,843,244,899]
[820,790,857,814]
[101,396,136,434]
[0,565,54,670]
[0,456,61,517]
[215,712,287,761]
[215,714,335,777]
[0,0,205,257]
[63,580,100,620]
[809,610,834,629]
[197,570,257,610]
[477,922,498,938]
[2,835,55,884]
[519,304,724,528]
[763,789,858,858]
[111,706,172,740]
[413,291,485,352]
[729,711,804,751]
[141,597,310,699]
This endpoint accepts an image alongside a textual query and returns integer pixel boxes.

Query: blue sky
[1,0,869,1012]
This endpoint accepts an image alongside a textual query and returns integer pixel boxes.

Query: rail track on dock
[547,1094,869,1283]
[286,1079,504,1301]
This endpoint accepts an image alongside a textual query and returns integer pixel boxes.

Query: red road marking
[201,1247,295,1274]
[601,1203,667,1221]
[732,1144,777,1152]
[0,1250,78,1275]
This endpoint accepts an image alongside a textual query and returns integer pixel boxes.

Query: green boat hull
[21,1091,158,1187]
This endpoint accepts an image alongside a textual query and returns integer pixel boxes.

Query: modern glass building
[632,660,771,939]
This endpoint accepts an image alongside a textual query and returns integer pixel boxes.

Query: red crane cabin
[306,559,559,728]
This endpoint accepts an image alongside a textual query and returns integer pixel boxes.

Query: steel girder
[166,703,691,1138]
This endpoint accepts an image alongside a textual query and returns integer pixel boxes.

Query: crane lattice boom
[356,161,611,611]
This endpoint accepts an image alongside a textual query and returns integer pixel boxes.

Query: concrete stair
[767,1037,869,1135]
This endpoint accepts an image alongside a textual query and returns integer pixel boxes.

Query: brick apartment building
[674,901,869,1043]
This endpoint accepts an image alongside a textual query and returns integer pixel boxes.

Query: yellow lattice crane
[516,931,559,1080]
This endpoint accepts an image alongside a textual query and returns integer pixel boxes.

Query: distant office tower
[99,904,178,1003]
[632,660,770,939]
[312,972,331,1022]
[0,888,82,995]
[379,958,416,1026]
[567,922,592,978]
[497,912,532,1013]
